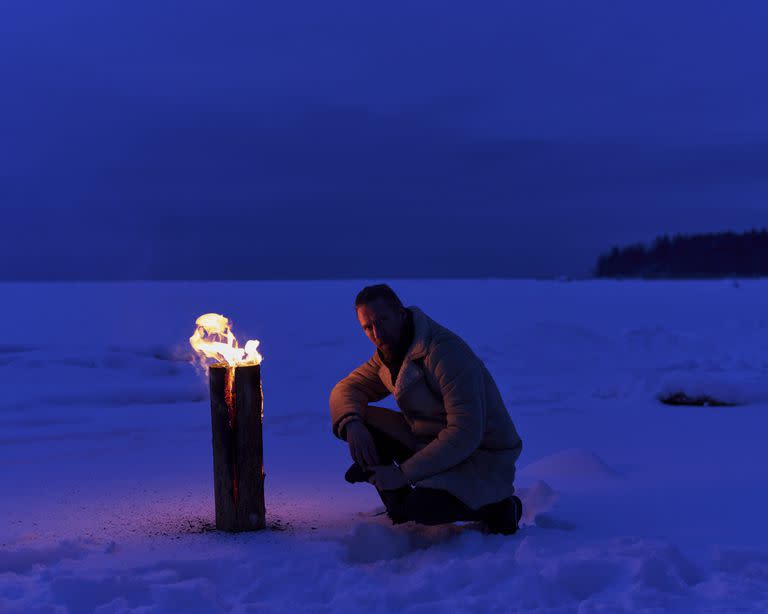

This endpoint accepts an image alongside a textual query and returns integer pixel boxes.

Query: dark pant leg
[361,405,421,462]
[366,422,416,465]
[377,485,482,526]
[362,423,416,520]
[340,406,420,464]
[344,407,479,526]
[400,487,481,526]
[339,409,417,518]
[364,427,480,525]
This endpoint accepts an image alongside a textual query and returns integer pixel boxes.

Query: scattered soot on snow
[140,516,292,539]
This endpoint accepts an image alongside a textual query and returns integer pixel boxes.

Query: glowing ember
[189,313,263,368]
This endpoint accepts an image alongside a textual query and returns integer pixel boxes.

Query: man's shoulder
[419,313,476,364]
[332,352,386,393]
[363,350,385,370]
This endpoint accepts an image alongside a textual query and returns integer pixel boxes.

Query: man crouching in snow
[329,284,524,534]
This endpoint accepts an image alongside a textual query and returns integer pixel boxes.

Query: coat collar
[377,306,432,395]
[404,306,431,360]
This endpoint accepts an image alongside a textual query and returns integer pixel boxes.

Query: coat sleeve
[399,342,485,483]
[329,355,391,438]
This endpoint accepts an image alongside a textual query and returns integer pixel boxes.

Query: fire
[189,313,263,368]
[190,313,262,508]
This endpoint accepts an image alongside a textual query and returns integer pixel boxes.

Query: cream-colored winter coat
[330,307,523,509]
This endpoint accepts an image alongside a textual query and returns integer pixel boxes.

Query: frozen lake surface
[1,279,767,612]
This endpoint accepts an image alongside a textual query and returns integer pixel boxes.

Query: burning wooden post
[209,364,266,531]
[191,314,266,532]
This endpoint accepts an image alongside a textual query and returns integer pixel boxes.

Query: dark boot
[378,486,413,525]
[344,463,373,484]
[480,495,523,535]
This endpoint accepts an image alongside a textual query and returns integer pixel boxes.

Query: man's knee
[362,406,414,441]
[338,407,392,441]
[361,405,400,427]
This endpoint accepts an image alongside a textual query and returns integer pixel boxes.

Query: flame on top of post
[189,313,263,368]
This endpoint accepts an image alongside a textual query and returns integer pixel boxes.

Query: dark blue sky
[2,1,767,279]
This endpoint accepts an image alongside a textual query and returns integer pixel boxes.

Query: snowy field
[2,279,768,613]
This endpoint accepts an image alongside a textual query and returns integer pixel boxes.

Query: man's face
[356,298,406,361]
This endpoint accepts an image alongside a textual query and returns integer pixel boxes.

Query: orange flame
[189,313,263,368]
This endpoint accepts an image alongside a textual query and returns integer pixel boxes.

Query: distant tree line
[596,229,768,278]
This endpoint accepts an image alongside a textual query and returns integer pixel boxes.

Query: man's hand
[345,421,380,468]
[368,465,408,490]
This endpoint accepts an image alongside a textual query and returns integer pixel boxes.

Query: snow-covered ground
[2,280,768,612]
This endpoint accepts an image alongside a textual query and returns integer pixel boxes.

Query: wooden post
[209,364,266,531]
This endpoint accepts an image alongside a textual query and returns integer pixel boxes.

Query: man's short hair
[354,284,404,311]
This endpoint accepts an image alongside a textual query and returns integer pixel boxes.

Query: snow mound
[518,449,621,488]
[515,480,558,525]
